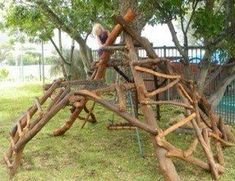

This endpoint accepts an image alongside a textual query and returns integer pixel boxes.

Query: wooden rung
[115,85,126,112]
[134,66,181,79]
[209,132,235,147]
[107,126,136,130]
[146,78,179,98]
[17,122,22,137]
[102,45,127,51]
[26,111,30,127]
[131,58,165,66]
[183,139,198,158]
[177,83,193,103]
[159,113,196,137]
[4,154,13,168]
[141,100,194,110]
[10,135,15,148]
[35,97,42,112]
[81,102,96,129]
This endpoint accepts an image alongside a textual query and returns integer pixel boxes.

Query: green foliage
[192,7,224,40]
[5,3,54,41]
[0,42,13,63]
[50,49,86,79]
[0,68,9,80]
[149,0,188,25]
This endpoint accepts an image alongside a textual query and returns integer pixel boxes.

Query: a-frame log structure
[3,9,235,180]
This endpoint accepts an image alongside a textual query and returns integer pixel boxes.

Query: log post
[51,9,136,136]
[124,33,180,180]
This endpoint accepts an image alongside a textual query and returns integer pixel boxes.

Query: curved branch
[49,37,71,65]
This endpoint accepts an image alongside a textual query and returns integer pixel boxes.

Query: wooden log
[131,58,167,66]
[199,108,212,128]
[51,10,136,136]
[83,105,97,123]
[183,139,198,158]
[52,98,85,136]
[146,78,179,98]
[81,101,96,129]
[35,97,43,112]
[46,88,65,112]
[26,111,30,128]
[218,117,228,141]
[141,100,194,110]
[113,66,132,82]
[124,33,180,180]
[166,150,224,173]
[159,113,196,137]
[107,58,129,67]
[115,16,158,59]
[202,129,211,149]
[208,132,234,147]
[107,122,136,130]
[13,93,71,152]
[94,83,135,94]
[10,79,61,137]
[9,147,25,177]
[192,116,219,180]
[17,122,23,138]
[115,85,126,111]
[177,83,193,103]
[102,45,127,51]
[135,66,181,79]
[176,83,220,179]
[94,9,136,79]
[74,90,157,135]
[4,154,13,168]
[216,141,225,166]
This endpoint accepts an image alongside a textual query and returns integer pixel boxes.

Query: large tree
[148,0,235,109]
[3,0,117,77]
[3,0,235,108]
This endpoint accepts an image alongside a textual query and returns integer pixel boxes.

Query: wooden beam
[146,79,179,98]
[94,9,136,79]
[135,66,181,79]
[74,90,157,135]
[159,113,196,137]
[141,100,194,110]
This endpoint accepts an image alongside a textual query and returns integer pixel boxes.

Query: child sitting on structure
[92,23,109,57]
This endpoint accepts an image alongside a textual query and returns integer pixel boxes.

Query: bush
[0,68,9,80]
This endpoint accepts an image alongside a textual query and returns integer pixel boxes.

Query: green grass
[1,82,235,180]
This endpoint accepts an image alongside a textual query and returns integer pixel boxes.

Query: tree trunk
[209,72,235,109]
[58,29,69,79]
[119,2,180,180]
[74,35,92,75]
[197,50,211,93]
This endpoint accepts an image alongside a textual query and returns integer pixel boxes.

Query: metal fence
[92,46,235,124]
[216,80,235,124]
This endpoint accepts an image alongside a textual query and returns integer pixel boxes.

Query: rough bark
[209,73,235,109]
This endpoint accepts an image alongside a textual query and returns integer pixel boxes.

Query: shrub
[0,68,9,80]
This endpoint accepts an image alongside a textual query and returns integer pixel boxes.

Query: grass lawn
[0,82,235,181]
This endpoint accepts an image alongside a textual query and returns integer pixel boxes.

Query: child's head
[92,23,104,36]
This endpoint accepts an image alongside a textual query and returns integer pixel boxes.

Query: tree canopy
[1,0,235,108]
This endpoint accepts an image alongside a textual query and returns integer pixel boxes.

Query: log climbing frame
[3,9,234,180]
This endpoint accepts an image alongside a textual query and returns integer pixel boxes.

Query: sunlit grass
[0,82,235,180]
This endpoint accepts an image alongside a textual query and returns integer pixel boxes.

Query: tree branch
[185,0,199,34]
[49,37,71,65]
[167,21,189,62]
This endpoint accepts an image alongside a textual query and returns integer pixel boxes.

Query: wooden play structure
[4,9,235,180]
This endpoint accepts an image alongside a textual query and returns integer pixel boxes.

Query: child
[92,23,109,57]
